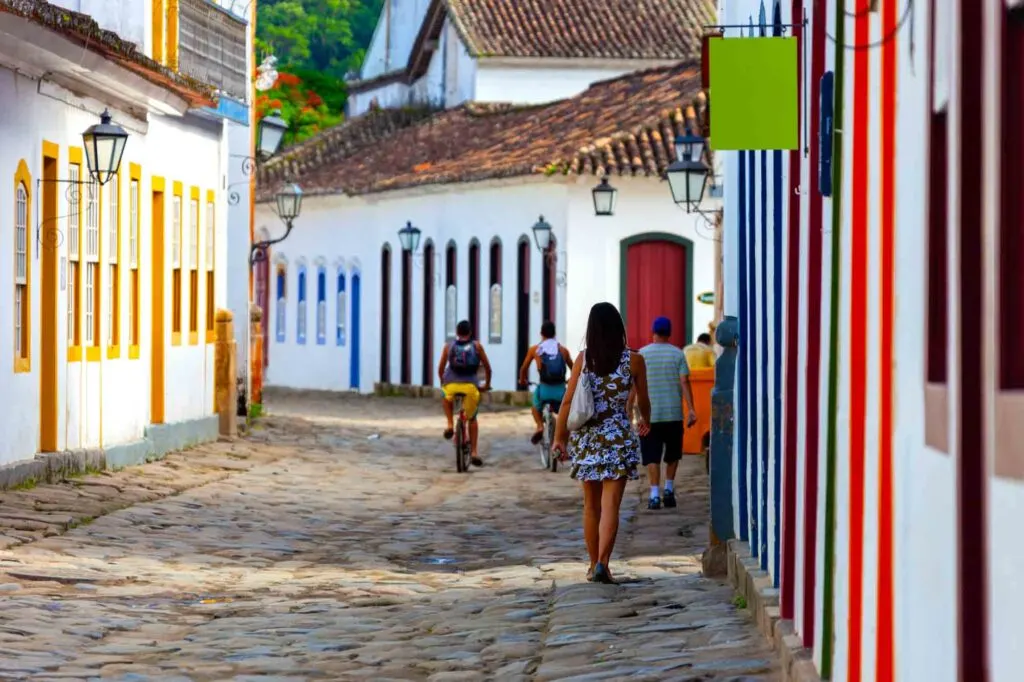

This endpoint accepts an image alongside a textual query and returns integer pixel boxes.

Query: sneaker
[648,496,662,510]
[471,457,484,467]
[663,490,677,508]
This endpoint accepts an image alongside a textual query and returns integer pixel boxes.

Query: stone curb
[726,539,822,682]
[0,416,219,491]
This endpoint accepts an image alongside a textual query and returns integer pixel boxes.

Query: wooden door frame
[40,142,59,451]
[150,179,166,424]
[619,232,695,346]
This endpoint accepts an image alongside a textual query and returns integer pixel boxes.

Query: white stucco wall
[0,66,225,467]
[360,0,433,80]
[257,175,716,395]
[225,120,252,384]
[51,0,146,51]
[474,60,677,105]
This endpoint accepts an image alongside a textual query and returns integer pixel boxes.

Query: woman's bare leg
[597,478,628,574]
[582,481,602,573]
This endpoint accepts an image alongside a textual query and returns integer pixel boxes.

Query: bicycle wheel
[454,418,466,472]
[539,406,552,469]
[547,412,558,473]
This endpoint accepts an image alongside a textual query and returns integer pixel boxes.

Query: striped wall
[717,0,1024,680]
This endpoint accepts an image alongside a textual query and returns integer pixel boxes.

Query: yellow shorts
[442,383,480,420]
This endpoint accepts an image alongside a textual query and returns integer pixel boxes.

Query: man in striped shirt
[635,316,697,510]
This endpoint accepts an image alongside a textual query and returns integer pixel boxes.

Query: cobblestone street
[0,393,779,681]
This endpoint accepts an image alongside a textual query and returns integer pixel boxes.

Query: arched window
[296,262,308,344]
[422,240,435,385]
[336,266,347,346]
[316,265,327,345]
[445,240,457,339]
[13,167,30,369]
[275,263,287,343]
[488,237,502,342]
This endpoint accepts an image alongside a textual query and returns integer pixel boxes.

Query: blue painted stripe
[350,274,362,389]
[760,149,769,572]
[737,151,750,543]
[748,148,759,556]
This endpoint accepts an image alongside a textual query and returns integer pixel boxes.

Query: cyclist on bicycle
[439,320,492,467]
[518,320,573,444]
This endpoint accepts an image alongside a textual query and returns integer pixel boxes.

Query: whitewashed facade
[717,0,1024,680]
[0,0,234,477]
[257,176,718,393]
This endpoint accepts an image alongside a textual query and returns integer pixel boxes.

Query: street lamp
[257,109,288,161]
[592,177,617,216]
[81,109,128,186]
[251,183,302,265]
[666,131,711,212]
[398,221,422,253]
[531,215,553,252]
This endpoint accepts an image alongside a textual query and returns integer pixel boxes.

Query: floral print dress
[569,348,641,482]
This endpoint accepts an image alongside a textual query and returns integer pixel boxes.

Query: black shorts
[640,421,684,466]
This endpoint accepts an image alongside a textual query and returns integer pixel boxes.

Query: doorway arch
[422,240,435,385]
[468,239,481,339]
[400,246,412,384]
[619,232,694,350]
[516,236,531,389]
[445,240,457,339]
[380,244,392,383]
[542,235,557,326]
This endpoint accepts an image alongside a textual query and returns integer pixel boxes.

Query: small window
[128,174,140,352]
[171,191,182,340]
[297,266,307,344]
[84,180,100,349]
[489,238,502,342]
[336,270,347,346]
[14,176,29,368]
[67,162,81,349]
[275,266,286,343]
[108,173,121,352]
[316,267,327,345]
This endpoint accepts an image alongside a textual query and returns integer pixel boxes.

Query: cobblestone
[0,393,778,680]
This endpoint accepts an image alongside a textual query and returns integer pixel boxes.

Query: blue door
[350,273,361,389]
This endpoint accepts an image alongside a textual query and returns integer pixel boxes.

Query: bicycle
[451,393,472,473]
[529,382,560,473]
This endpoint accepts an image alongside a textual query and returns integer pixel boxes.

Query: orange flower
[277,72,301,86]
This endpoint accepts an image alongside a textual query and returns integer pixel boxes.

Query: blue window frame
[336,269,347,346]
[316,266,327,345]
[297,265,307,344]
[275,266,286,343]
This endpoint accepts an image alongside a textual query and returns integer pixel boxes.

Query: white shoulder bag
[567,370,595,431]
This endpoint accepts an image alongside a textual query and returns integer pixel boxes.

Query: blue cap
[652,316,672,336]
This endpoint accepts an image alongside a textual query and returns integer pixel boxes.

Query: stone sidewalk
[0,393,778,681]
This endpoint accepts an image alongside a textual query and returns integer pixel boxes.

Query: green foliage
[256,0,382,145]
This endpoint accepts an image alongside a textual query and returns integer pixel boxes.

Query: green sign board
[709,37,799,151]
[697,291,715,306]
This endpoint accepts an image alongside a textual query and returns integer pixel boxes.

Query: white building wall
[258,176,717,395]
[50,0,146,51]
[0,66,223,468]
[360,0,434,80]
[473,60,677,105]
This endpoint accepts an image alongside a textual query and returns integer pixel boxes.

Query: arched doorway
[620,233,693,350]
[400,247,412,385]
[468,239,481,339]
[422,240,435,386]
[350,271,361,389]
[380,245,392,383]
[488,238,502,342]
[254,228,271,367]
[516,236,531,389]
[445,241,457,339]
[542,236,557,325]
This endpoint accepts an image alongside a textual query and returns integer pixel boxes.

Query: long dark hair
[584,302,627,375]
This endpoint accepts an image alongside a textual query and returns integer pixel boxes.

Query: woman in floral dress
[553,302,651,584]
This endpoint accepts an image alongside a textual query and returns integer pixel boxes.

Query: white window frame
[15,183,27,357]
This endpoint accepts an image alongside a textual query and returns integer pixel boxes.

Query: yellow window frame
[13,159,32,373]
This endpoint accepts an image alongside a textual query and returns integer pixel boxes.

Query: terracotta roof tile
[447,0,716,60]
[0,0,215,107]
[258,63,708,200]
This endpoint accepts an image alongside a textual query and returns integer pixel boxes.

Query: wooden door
[40,147,59,451]
[624,239,688,349]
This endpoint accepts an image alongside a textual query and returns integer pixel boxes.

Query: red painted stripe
[846,2,871,680]
[780,0,803,622]
[801,0,827,647]
[875,0,897,678]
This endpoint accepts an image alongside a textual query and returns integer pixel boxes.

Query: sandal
[443,428,454,440]
[593,563,615,585]
[470,457,484,467]
[530,430,544,445]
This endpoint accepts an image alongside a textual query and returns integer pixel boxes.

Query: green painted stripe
[821,0,845,677]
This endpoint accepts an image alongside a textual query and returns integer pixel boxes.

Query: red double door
[624,239,688,350]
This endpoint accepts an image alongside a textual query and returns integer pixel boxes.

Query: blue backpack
[539,351,567,385]
[450,341,480,373]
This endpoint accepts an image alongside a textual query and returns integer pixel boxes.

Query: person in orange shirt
[683,333,717,369]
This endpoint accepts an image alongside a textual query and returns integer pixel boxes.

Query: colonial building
[716,0,1023,681]
[0,0,241,481]
[255,0,721,394]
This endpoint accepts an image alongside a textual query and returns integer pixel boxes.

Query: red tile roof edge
[0,0,216,108]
